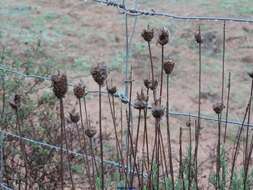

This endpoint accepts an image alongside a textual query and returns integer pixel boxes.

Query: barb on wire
[94,0,253,23]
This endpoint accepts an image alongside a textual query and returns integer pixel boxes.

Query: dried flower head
[163,60,175,75]
[213,103,225,114]
[69,112,80,123]
[85,128,97,138]
[141,26,154,42]
[9,94,21,110]
[194,32,203,44]
[143,79,158,90]
[134,89,148,110]
[152,104,164,118]
[186,120,191,128]
[106,80,117,95]
[158,28,169,46]
[51,72,68,99]
[90,64,108,86]
[248,72,253,79]
[74,83,85,99]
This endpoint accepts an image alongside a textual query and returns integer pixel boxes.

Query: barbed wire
[94,0,253,23]
[1,63,253,128]
[0,183,13,190]
[0,130,147,178]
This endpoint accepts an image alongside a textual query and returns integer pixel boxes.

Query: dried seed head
[106,80,117,95]
[74,83,85,99]
[186,120,191,128]
[51,72,68,99]
[212,103,225,114]
[144,79,151,89]
[69,112,80,123]
[163,60,175,75]
[85,128,97,138]
[158,28,169,46]
[9,94,21,110]
[134,89,148,110]
[248,72,253,79]
[194,32,203,44]
[152,104,164,118]
[141,26,154,42]
[90,64,108,86]
[144,79,158,90]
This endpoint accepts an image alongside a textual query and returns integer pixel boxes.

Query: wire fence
[1,0,253,188]
[1,63,253,128]
[95,0,253,23]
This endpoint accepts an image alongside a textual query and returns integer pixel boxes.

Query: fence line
[94,0,253,23]
[1,63,253,128]
[0,183,13,190]
[0,130,148,177]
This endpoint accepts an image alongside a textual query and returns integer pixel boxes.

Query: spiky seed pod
[158,28,169,46]
[141,26,154,42]
[213,103,225,114]
[163,60,175,75]
[134,90,148,110]
[194,32,203,44]
[152,104,164,118]
[144,79,158,90]
[9,94,21,110]
[74,83,85,99]
[69,112,80,123]
[248,72,253,79]
[51,72,68,99]
[106,81,117,95]
[144,79,151,90]
[90,64,108,86]
[85,128,97,138]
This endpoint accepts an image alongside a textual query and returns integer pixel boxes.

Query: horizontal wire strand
[1,63,253,128]
[94,0,253,23]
